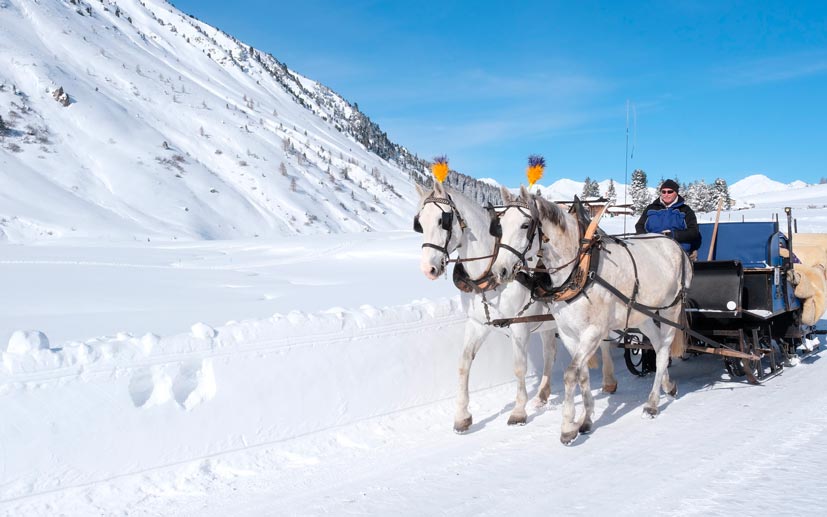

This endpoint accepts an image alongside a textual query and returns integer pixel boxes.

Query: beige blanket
[793,263,827,326]
[786,234,827,325]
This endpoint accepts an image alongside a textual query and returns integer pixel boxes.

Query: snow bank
[0,298,542,500]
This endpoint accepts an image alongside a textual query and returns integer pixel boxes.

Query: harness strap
[452,262,499,293]
[532,203,608,302]
[590,269,750,356]
[490,313,556,328]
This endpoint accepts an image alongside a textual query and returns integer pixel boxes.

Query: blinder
[441,211,453,231]
[487,204,503,238]
[489,218,502,238]
[413,208,454,234]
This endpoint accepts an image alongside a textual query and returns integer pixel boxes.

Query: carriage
[416,157,823,442]
[619,210,823,383]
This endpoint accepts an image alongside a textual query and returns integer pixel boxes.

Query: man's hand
[661,230,671,235]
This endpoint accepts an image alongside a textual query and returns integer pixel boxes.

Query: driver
[635,179,701,260]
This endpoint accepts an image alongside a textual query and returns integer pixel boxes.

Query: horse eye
[521,222,530,230]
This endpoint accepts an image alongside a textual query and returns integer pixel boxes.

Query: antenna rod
[623,100,629,234]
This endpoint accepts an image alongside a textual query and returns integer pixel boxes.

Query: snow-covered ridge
[0,296,533,501]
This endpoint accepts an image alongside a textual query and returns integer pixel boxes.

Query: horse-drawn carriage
[415,157,824,444]
[620,212,824,384]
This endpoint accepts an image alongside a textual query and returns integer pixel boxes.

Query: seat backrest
[697,221,779,268]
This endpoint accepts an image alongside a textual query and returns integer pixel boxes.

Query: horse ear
[519,185,531,202]
[434,181,446,197]
[500,186,513,203]
[415,182,428,199]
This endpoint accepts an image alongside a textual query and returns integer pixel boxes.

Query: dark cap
[660,179,679,192]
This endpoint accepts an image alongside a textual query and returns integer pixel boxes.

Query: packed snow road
[5,346,827,516]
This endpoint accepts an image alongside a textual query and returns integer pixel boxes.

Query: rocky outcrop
[52,86,70,107]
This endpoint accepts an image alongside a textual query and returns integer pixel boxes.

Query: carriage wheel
[739,355,760,384]
[739,331,762,384]
[724,358,744,378]
[624,348,656,377]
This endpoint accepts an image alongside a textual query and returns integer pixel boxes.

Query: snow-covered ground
[2,203,827,516]
[4,0,827,513]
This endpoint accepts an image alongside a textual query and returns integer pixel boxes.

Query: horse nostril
[430,266,438,276]
[499,267,508,279]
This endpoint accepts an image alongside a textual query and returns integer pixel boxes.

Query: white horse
[415,182,617,433]
[492,187,691,444]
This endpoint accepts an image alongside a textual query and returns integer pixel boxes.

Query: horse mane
[531,194,568,231]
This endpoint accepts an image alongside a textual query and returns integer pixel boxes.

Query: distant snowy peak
[730,174,810,198]
[478,178,501,188]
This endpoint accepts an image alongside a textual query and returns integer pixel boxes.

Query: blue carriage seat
[697,221,782,268]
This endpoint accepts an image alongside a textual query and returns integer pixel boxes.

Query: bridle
[490,200,544,271]
[414,194,504,294]
[497,197,607,303]
[413,195,466,256]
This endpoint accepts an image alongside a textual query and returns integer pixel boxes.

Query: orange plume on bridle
[431,155,449,184]
[527,155,545,187]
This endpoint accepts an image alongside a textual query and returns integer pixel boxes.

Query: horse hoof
[454,416,472,433]
[642,406,658,419]
[602,383,618,394]
[507,414,527,426]
[560,431,578,445]
[579,421,593,434]
[668,383,678,398]
[532,397,548,409]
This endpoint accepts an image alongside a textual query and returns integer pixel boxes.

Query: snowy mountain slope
[0,0,498,242]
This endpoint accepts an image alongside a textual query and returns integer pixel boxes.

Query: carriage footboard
[686,260,744,315]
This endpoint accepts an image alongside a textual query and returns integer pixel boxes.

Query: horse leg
[454,320,489,433]
[560,361,581,445]
[599,341,617,394]
[640,320,675,418]
[560,328,601,445]
[661,306,684,398]
[577,366,594,434]
[507,326,531,425]
[533,328,558,408]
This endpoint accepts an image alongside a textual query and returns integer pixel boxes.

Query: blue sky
[171,0,827,187]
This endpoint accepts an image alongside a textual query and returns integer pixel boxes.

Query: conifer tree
[687,180,715,212]
[683,181,700,209]
[588,178,600,197]
[582,176,593,198]
[712,178,732,210]
[605,179,617,205]
[631,169,650,214]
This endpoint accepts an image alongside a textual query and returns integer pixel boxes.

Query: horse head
[492,186,540,283]
[414,181,465,280]
[493,186,573,284]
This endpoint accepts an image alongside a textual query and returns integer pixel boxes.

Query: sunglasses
[661,189,675,194]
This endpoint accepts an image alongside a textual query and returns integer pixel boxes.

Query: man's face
[660,188,677,204]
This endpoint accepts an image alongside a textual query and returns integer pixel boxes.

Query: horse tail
[670,304,688,359]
